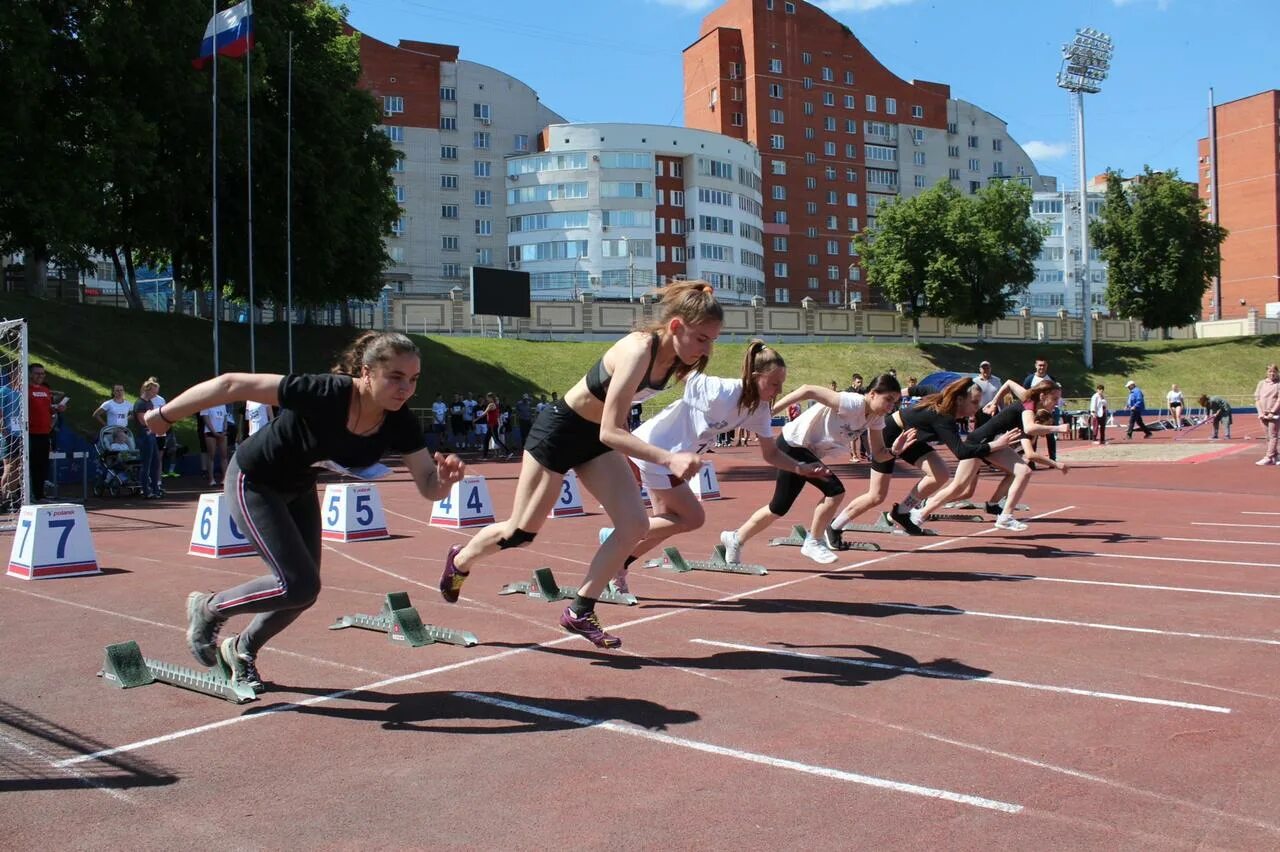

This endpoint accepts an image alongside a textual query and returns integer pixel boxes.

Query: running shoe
[720,530,743,564]
[822,525,844,551]
[909,507,928,527]
[560,607,622,649]
[186,591,225,667]
[438,544,467,603]
[994,515,1029,531]
[800,538,838,564]
[218,634,264,693]
[611,569,630,596]
[598,527,613,545]
[1256,458,1276,466]
[888,503,927,536]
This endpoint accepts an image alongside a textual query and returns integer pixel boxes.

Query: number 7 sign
[6,504,101,580]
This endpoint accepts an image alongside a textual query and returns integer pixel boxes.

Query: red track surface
[3,423,1280,848]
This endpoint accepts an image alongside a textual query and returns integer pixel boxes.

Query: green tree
[1092,167,1227,334]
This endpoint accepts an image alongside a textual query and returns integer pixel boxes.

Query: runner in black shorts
[146,331,465,691]
[437,281,723,649]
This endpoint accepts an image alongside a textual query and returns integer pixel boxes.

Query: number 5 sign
[321,484,390,542]
[7,504,100,580]
[430,475,495,528]
[188,493,255,558]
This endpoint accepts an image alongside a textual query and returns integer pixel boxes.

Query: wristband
[158,406,175,425]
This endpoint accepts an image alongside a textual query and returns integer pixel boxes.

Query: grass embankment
[4,294,1275,440]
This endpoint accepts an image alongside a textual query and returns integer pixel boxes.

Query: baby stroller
[92,426,142,497]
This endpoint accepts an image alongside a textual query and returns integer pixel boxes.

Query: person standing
[514,394,533,448]
[1022,358,1057,460]
[201,403,230,486]
[430,394,448,451]
[1166,384,1186,431]
[1124,380,1153,439]
[1254,364,1280,465]
[132,380,161,498]
[93,385,133,429]
[244,399,274,438]
[973,360,1000,430]
[27,364,66,502]
[1089,384,1108,445]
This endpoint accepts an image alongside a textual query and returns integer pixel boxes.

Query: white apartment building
[1024,189,1109,316]
[506,124,766,304]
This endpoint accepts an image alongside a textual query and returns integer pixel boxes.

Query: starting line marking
[1193,522,1280,531]
[1241,512,1280,516]
[874,603,1280,646]
[451,691,1022,813]
[690,640,1231,714]
[972,573,1280,600]
[1160,537,1280,548]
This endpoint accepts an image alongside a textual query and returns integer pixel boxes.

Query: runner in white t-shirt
[600,342,821,593]
[244,400,274,437]
[93,384,133,428]
[721,373,914,565]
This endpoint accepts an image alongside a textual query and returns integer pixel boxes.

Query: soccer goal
[0,318,29,530]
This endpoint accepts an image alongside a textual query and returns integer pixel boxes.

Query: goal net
[0,318,28,530]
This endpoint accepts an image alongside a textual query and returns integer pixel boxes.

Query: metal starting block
[768,524,880,552]
[842,512,937,537]
[942,500,1028,512]
[330,592,478,647]
[661,545,768,576]
[98,640,257,704]
[927,512,986,523]
[498,566,637,606]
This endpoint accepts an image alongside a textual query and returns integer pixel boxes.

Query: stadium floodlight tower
[1057,26,1113,370]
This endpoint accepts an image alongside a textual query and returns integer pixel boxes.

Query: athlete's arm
[402,448,466,501]
[758,433,828,478]
[771,384,842,415]
[144,373,283,436]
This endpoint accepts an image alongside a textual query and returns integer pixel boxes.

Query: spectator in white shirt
[973,361,1000,429]
[201,404,230,486]
[93,384,133,429]
[1089,383,1108,445]
[244,400,274,438]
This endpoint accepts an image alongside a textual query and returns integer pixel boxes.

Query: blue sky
[340,0,1277,188]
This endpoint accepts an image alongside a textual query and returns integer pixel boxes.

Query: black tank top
[584,332,676,404]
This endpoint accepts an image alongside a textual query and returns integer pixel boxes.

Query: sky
[339,0,1278,188]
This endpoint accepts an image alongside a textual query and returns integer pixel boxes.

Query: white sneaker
[909,507,927,527]
[800,537,838,564]
[1257,458,1277,466]
[994,515,1028,531]
[598,527,613,544]
[720,530,743,564]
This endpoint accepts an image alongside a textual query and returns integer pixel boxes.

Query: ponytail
[333,331,418,376]
[738,339,786,414]
[919,376,978,416]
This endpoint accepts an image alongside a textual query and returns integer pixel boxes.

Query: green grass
[4,294,1274,442]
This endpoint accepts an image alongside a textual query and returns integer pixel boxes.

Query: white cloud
[1022,140,1070,162]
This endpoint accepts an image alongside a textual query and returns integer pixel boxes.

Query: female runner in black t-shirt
[145,332,465,691]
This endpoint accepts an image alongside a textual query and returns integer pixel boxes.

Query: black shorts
[449,416,465,433]
[767,436,845,516]
[872,416,934,474]
[524,402,611,475]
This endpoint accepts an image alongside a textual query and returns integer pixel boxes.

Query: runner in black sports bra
[584,332,678,404]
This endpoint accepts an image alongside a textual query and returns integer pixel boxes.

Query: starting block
[329,592,477,647]
[321,483,390,542]
[188,493,255,558]
[98,640,256,704]
[431,475,495,528]
[661,545,767,576]
[498,566,636,606]
[548,470,585,518]
[842,511,937,537]
[768,524,880,552]
[927,512,986,523]
[7,503,99,580]
[942,500,1028,512]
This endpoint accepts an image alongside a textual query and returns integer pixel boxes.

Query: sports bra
[585,332,677,404]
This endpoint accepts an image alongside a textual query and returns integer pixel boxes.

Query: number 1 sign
[690,461,722,501]
[7,504,100,580]
[321,484,390,542]
[430,475,495,528]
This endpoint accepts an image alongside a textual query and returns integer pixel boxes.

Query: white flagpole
[211,0,221,376]
[287,30,294,373]
[245,0,256,372]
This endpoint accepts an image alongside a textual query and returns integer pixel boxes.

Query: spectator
[93,385,132,428]
[27,364,67,502]
[149,378,179,479]
[845,373,869,460]
[1166,384,1186,431]
[244,399,274,438]
[845,374,865,394]
[132,379,161,499]
[1123,380,1153,439]
[1022,358,1058,460]
[973,361,1000,429]
[201,402,230,486]
[515,393,533,448]
[1198,394,1233,440]
[1,369,22,510]
[430,394,447,450]
[1254,363,1280,465]
[462,391,479,448]
[1089,383,1108,445]
[448,393,466,450]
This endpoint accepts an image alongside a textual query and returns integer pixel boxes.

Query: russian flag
[193,1,255,69]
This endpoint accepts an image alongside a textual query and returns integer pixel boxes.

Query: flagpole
[286,30,295,373]
[211,0,221,376]
[244,0,256,372]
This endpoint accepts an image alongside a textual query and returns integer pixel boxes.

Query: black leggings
[767,437,844,515]
[208,456,322,655]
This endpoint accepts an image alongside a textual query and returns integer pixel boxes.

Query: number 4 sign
[7,504,100,580]
[321,484,390,542]
[430,475,495,528]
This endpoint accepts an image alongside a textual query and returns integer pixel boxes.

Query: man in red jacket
[28,364,66,502]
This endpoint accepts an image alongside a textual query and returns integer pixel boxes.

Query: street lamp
[620,237,636,303]
[1057,26,1113,370]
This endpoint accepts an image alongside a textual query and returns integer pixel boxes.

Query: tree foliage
[1091,167,1227,331]
[854,180,1043,337]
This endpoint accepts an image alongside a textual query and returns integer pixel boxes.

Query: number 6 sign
[188,493,256,558]
[7,504,100,580]
[321,484,390,542]
[430,475,495,528]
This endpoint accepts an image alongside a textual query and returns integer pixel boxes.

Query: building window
[769,83,784,99]
[844,95,855,110]
[824,141,836,156]
[390,217,405,236]
[384,95,404,115]
[847,217,858,232]
[770,134,785,150]
[992,161,1004,176]
[911,105,924,119]
[442,235,459,251]
[771,185,786,200]
[388,246,405,263]
[803,101,814,115]
[473,131,490,149]
[771,159,786,175]
[731,112,744,127]
[440,117,456,131]
[845,168,856,181]
[773,236,788,251]
[866,94,877,112]
[774,288,790,303]
[948,145,960,158]
[846,192,859,207]
[846,119,857,134]
[671,190,685,206]
[968,158,980,172]
[440,87,456,101]
[440,174,458,189]
[441,204,459,219]
[394,185,405,203]
[804,152,816,164]
[844,70,855,85]
[806,226,818,237]
[770,108,784,124]
[390,156,404,173]
[671,161,683,177]
[514,134,530,152]
[785,1,796,12]
[992,139,1003,152]
[801,51,812,64]
[476,248,492,266]
[967,135,979,148]
[805,176,817,189]
[441,146,458,160]
[729,61,743,79]
[474,160,491,178]
[885,97,897,115]
[804,128,815,140]
[475,219,492,235]
[969,181,981,194]
[381,122,404,141]
[773,262,788,278]
[948,168,960,180]
[442,263,461,278]
[821,67,833,82]
[473,103,491,122]
[914,175,927,188]
[823,92,835,107]
[947,122,958,135]
[826,240,839,255]
[475,190,492,207]
[732,86,743,101]
[913,151,926,166]
[769,58,783,73]
[805,202,817,214]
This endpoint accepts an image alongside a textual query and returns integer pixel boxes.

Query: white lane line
[874,602,1280,646]
[55,508,1073,768]
[690,640,1230,714]
[1242,512,1280,516]
[1043,551,1280,570]
[1162,537,1280,548]
[0,729,135,803]
[1193,522,1280,530]
[451,691,1022,813]
[972,573,1280,600]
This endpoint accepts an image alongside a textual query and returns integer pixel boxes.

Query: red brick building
[1199,90,1280,320]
